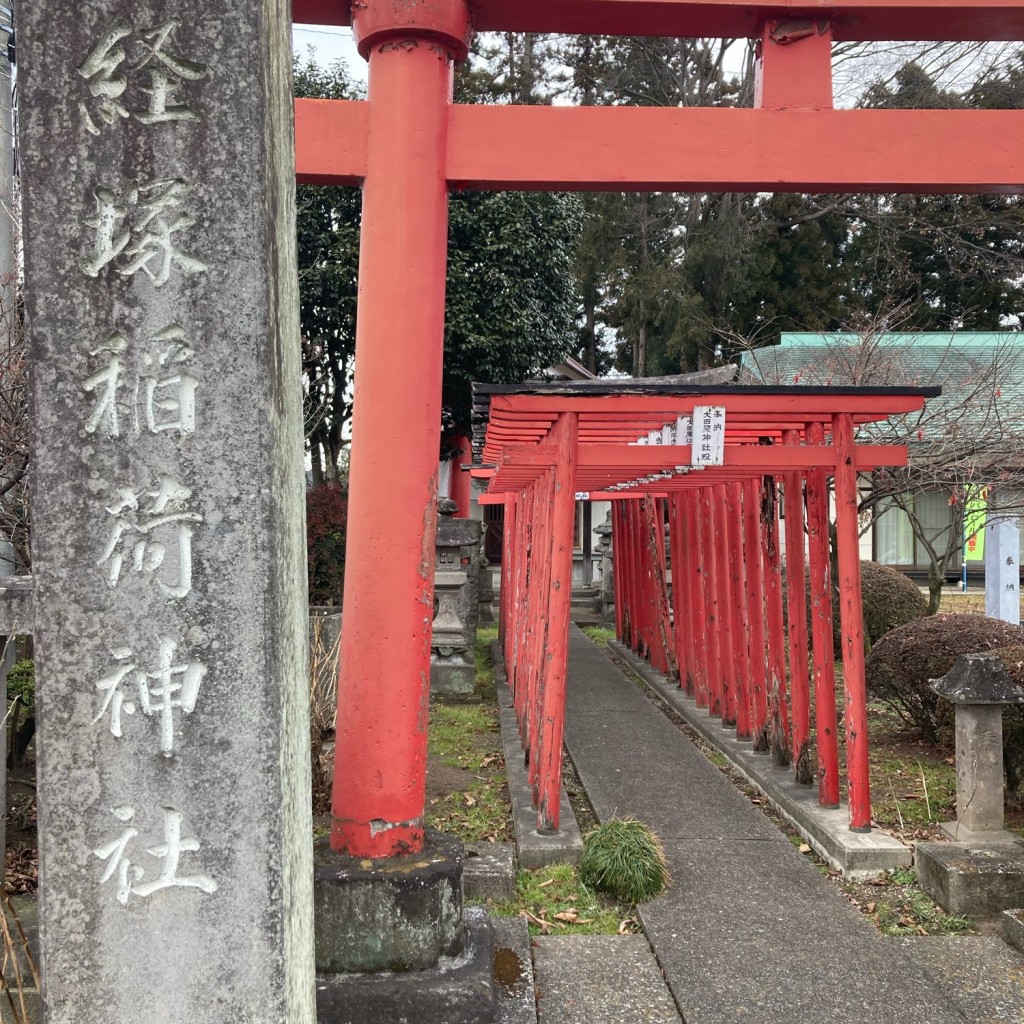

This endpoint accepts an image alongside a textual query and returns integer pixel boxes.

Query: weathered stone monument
[477,537,496,624]
[17,4,315,1021]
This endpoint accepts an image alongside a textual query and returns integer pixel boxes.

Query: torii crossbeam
[290,0,1024,858]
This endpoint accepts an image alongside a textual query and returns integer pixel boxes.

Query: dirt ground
[309,748,497,840]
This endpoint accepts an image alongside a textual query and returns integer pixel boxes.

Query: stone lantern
[431,501,482,698]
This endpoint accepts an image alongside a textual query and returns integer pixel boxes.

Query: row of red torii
[472,382,938,833]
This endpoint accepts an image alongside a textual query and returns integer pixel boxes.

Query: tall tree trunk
[311,439,325,487]
[325,443,341,484]
[828,519,840,592]
[584,281,598,373]
[637,193,650,376]
[926,566,944,615]
[521,33,536,103]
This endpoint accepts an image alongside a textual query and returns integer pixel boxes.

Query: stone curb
[491,641,584,869]
[608,640,912,881]
[464,842,518,903]
[492,914,539,1024]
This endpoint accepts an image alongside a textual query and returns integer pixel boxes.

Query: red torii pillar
[331,1,472,857]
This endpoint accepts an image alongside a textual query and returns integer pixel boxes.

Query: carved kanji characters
[95,806,217,905]
[98,475,203,598]
[120,179,208,287]
[80,187,131,278]
[78,19,207,132]
[78,20,133,135]
[92,638,207,756]
[135,21,208,125]
[82,324,199,438]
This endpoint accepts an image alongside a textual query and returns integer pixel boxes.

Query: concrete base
[939,822,1022,845]
[491,641,584,869]
[432,653,477,699]
[609,640,912,881]
[464,842,517,902]
[917,841,1024,920]
[314,831,464,973]
[1002,908,1024,954]
[316,907,498,1024]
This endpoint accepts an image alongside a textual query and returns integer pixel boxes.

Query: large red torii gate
[289,0,1024,858]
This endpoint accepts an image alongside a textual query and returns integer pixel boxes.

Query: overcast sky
[293,24,366,81]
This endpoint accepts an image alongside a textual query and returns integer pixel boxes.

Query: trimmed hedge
[866,614,1024,744]
[858,562,928,650]
[799,561,926,655]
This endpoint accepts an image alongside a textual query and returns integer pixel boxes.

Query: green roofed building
[742,332,1024,586]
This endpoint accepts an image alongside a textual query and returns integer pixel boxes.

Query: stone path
[563,625,1024,1024]
[533,936,681,1024]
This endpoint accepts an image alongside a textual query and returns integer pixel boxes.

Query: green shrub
[866,615,1024,744]
[858,562,928,648]
[6,658,34,717]
[306,484,348,606]
[6,658,36,769]
[796,561,926,656]
[580,818,670,905]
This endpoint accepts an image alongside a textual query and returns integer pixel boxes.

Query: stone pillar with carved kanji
[985,513,1020,626]
[17,5,315,1022]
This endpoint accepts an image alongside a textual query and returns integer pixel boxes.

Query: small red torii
[471,383,936,832]
[289,0,1024,858]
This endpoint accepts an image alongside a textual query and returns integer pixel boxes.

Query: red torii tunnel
[472,383,938,832]
[289,0,1024,859]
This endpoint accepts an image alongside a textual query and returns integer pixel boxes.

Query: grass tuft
[581,626,616,648]
[580,817,670,905]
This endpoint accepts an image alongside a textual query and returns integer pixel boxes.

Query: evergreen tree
[295,54,582,475]
[295,59,362,484]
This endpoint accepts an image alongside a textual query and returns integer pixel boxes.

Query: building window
[874,496,914,566]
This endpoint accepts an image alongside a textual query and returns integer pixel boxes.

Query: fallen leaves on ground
[4,849,37,895]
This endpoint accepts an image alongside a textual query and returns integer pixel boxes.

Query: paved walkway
[563,625,1024,1024]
